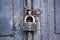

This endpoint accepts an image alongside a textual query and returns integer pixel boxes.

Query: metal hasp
[23,0,37,40]
[23,10,36,40]
[23,0,37,32]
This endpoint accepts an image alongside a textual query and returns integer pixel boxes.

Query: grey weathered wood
[0,0,60,40]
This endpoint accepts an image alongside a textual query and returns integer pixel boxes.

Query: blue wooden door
[55,0,60,33]
[0,0,12,35]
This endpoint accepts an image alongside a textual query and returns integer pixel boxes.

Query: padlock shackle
[24,15,35,23]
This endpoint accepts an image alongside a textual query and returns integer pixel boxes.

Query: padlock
[23,13,36,32]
